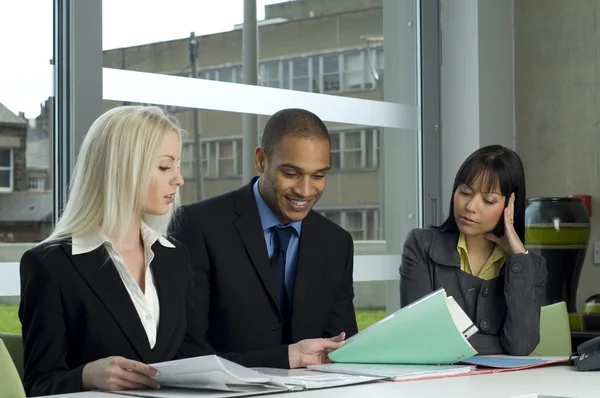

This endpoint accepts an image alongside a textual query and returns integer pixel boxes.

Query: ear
[255,147,266,173]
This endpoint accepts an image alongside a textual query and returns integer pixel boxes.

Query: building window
[200,66,242,83]
[291,58,310,92]
[28,176,45,191]
[261,61,281,88]
[207,46,385,94]
[202,138,241,178]
[322,54,340,92]
[0,149,13,192]
[329,129,379,171]
[343,51,364,91]
[319,208,380,241]
[217,68,233,82]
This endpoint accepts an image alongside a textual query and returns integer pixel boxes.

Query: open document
[123,355,384,395]
[328,288,478,364]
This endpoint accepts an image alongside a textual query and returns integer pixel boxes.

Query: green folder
[329,288,478,364]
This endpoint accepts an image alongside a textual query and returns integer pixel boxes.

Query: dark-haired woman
[399,145,547,355]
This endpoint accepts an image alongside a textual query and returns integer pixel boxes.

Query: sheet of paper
[150,355,290,392]
[253,367,385,388]
[308,363,475,381]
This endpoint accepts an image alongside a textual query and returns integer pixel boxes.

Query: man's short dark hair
[261,108,330,158]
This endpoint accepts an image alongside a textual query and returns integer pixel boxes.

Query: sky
[0,0,284,118]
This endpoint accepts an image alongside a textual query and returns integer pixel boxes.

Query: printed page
[150,355,291,392]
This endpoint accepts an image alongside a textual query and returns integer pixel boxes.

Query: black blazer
[171,178,358,369]
[400,228,548,356]
[18,238,213,397]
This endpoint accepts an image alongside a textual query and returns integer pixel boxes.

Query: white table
[42,366,596,398]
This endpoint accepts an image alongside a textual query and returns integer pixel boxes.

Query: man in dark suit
[172,108,358,369]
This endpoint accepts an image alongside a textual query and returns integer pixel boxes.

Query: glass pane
[0,0,54,254]
[311,58,320,92]
[218,141,234,177]
[292,58,309,92]
[217,68,233,82]
[344,51,363,90]
[264,62,279,80]
[345,131,362,149]
[236,139,243,176]
[293,58,309,76]
[0,170,10,188]
[0,149,10,168]
[322,55,340,93]
[330,134,341,170]
[346,212,363,229]
[282,61,290,89]
[366,129,377,169]
[323,55,339,74]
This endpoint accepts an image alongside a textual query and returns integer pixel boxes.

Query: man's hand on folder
[288,332,346,369]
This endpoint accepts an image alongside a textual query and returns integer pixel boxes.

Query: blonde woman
[18,106,212,396]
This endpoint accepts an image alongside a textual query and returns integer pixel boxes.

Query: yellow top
[457,233,505,280]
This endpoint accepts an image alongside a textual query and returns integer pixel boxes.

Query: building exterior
[103,0,385,242]
[0,102,52,242]
[0,102,28,193]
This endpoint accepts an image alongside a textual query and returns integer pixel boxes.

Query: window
[343,131,363,169]
[28,176,45,191]
[344,51,364,90]
[200,66,242,83]
[319,208,381,241]
[0,149,13,192]
[329,129,379,170]
[322,54,340,92]
[217,68,233,82]
[330,134,341,169]
[261,61,281,88]
[202,138,241,178]
[292,58,310,92]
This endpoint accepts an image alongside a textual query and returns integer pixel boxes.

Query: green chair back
[535,301,572,356]
[0,332,23,381]
[0,339,26,398]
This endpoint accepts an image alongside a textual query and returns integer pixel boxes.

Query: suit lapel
[429,229,461,267]
[291,212,326,330]
[61,242,152,362]
[233,179,280,311]
[150,243,179,356]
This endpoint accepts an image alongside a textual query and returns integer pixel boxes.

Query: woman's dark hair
[436,145,527,242]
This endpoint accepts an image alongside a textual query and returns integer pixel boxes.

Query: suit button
[480,319,490,331]
[271,322,280,331]
[481,284,489,297]
[511,263,523,274]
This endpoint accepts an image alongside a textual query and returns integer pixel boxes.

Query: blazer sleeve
[498,252,548,355]
[323,233,358,339]
[18,248,86,397]
[399,229,435,307]
[171,207,291,369]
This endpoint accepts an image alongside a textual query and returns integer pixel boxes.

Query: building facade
[103,0,385,242]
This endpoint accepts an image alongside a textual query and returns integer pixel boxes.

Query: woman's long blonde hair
[46,105,184,245]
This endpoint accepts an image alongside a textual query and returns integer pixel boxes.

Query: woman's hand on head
[484,192,527,255]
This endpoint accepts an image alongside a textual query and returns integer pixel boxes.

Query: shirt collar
[72,221,175,255]
[252,178,302,235]
[457,232,504,261]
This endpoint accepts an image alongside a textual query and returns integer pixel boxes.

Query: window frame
[0,148,14,192]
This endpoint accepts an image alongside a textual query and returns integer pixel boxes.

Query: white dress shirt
[71,222,175,349]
